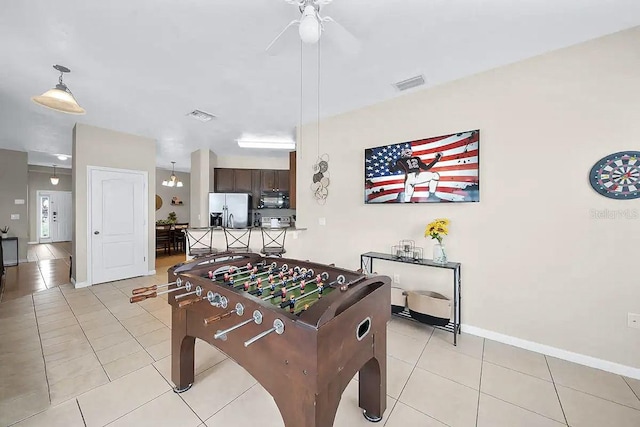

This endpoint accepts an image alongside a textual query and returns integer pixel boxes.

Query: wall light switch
[319,218,326,226]
[10,214,20,220]
[14,199,25,205]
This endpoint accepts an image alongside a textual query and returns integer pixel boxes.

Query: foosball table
[130,252,391,427]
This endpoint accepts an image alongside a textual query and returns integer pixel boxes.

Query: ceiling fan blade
[321,16,361,55]
[265,19,301,55]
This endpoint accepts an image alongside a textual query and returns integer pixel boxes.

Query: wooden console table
[360,251,461,345]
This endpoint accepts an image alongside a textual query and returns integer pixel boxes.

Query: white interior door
[51,191,72,242]
[90,167,147,285]
[38,193,52,244]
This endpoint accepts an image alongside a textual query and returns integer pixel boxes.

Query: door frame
[87,165,149,286]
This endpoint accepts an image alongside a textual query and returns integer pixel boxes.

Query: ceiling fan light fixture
[299,6,320,44]
[32,65,86,115]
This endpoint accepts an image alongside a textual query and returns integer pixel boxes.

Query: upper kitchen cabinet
[260,170,276,191]
[234,169,253,193]
[214,168,235,192]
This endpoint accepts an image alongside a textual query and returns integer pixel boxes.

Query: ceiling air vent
[187,109,216,122]
[393,75,425,91]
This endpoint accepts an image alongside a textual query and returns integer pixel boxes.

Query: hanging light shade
[162,162,183,187]
[50,165,59,185]
[32,65,86,115]
[299,5,321,44]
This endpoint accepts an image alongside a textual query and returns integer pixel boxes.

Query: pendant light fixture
[32,65,86,115]
[50,165,59,186]
[162,162,183,187]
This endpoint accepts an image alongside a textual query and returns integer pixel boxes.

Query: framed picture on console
[364,129,480,204]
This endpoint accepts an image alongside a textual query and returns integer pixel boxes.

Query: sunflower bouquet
[424,218,450,244]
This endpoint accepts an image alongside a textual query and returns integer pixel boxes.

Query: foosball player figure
[208,270,214,279]
[303,303,309,311]
[317,283,324,299]
[287,295,296,313]
[299,280,306,293]
[281,286,287,302]
[244,281,250,291]
[255,282,263,296]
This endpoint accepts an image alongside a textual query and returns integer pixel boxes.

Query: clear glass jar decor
[433,242,447,264]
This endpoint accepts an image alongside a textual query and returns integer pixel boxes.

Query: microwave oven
[258,191,289,209]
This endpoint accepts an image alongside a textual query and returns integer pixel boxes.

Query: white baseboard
[146,270,156,276]
[70,277,90,288]
[462,324,640,380]
[27,241,38,245]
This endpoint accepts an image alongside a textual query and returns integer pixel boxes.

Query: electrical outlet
[292,231,298,240]
[628,313,640,329]
[10,214,19,220]
[393,274,400,284]
[318,217,326,226]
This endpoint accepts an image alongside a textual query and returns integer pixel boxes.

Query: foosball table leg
[358,330,387,422]
[275,382,342,427]
[171,307,195,393]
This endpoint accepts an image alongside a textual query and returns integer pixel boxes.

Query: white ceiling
[1,0,638,171]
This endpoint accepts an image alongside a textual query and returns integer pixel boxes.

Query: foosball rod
[244,319,285,347]
[213,310,262,340]
[131,279,181,295]
[174,286,203,300]
[230,267,283,289]
[178,290,225,308]
[262,272,327,301]
[291,275,347,315]
[216,261,271,281]
[204,302,244,325]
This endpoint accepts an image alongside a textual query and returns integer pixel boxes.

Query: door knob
[94,231,100,235]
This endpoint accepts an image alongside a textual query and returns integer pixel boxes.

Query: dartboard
[589,151,640,199]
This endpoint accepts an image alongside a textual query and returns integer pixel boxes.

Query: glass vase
[433,242,447,264]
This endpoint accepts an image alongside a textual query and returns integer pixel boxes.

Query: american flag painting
[364,130,480,203]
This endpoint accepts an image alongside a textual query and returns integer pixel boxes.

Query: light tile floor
[1,266,640,427]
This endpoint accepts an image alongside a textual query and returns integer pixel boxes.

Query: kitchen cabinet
[214,169,235,192]
[234,169,253,193]
[213,166,294,209]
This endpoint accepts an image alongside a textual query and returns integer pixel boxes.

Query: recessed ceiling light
[393,74,425,91]
[57,154,69,161]
[187,109,216,122]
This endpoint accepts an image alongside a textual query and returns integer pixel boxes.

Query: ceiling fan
[265,0,360,55]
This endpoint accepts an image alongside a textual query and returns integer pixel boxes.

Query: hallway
[0,243,72,302]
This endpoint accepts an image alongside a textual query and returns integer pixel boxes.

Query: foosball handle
[132,285,157,295]
[130,292,156,303]
[204,310,233,325]
[178,298,198,308]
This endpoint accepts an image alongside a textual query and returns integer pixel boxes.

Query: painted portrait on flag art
[364,130,480,204]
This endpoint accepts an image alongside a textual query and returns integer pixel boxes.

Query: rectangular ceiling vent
[187,109,216,122]
[393,75,425,91]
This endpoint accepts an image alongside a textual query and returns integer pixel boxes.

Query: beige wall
[189,149,211,228]
[72,123,156,286]
[0,149,28,260]
[28,166,72,242]
[287,26,640,370]
[155,168,190,224]
[215,154,289,170]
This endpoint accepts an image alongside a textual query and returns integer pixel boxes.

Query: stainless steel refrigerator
[209,193,252,228]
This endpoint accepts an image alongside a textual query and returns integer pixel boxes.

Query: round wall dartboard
[589,151,640,199]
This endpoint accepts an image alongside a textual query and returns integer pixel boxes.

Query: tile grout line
[544,355,570,426]
[622,376,640,403]
[475,338,485,427]
[76,398,88,426]
[32,292,53,406]
[386,326,450,426]
[58,288,113,385]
